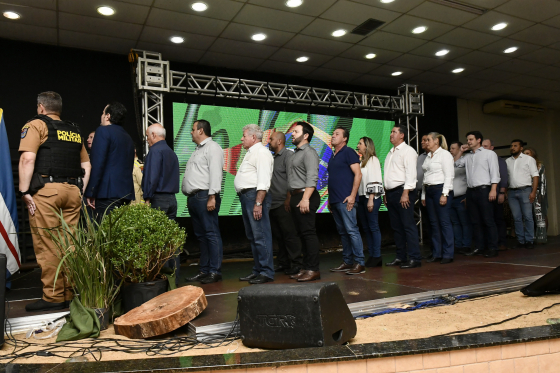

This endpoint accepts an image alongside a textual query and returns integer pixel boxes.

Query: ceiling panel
[492,59,546,74]
[550,41,560,50]
[248,0,337,17]
[527,65,560,80]
[484,82,525,93]
[232,4,314,33]
[0,5,56,28]
[268,48,333,67]
[321,57,380,74]
[506,75,560,90]
[543,14,560,29]
[359,31,427,53]
[369,65,424,79]
[429,62,485,76]
[409,41,472,59]
[320,1,401,26]
[198,51,265,70]
[408,2,478,26]
[408,71,460,85]
[447,77,493,90]
[379,15,456,41]
[299,18,364,43]
[426,86,474,97]
[138,27,216,50]
[510,88,555,101]
[458,0,509,8]
[509,24,560,47]
[306,67,362,84]
[351,0,425,14]
[146,8,228,37]
[256,60,316,77]
[58,0,150,24]
[434,27,501,49]
[461,11,535,37]
[283,34,352,56]
[478,38,541,56]
[0,21,56,45]
[458,90,503,102]
[209,38,279,59]
[136,41,206,64]
[353,74,407,90]
[495,0,560,23]
[390,54,446,70]
[469,68,518,82]
[340,45,402,64]
[59,13,143,40]
[517,48,560,64]
[0,0,57,10]
[452,51,511,67]
[152,0,244,21]
[59,30,135,54]
[219,23,295,47]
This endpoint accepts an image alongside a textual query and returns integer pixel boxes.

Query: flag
[0,109,21,276]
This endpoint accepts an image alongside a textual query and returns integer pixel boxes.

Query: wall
[457,98,559,236]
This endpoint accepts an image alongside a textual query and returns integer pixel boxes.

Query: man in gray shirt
[454,131,501,258]
[182,119,225,284]
[268,131,303,276]
[286,121,322,282]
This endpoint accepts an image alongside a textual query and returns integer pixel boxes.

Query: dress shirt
[359,156,382,197]
[506,153,539,188]
[234,142,274,193]
[142,140,180,200]
[497,156,508,190]
[453,161,468,197]
[454,147,500,188]
[182,137,224,195]
[270,147,294,209]
[383,142,418,190]
[421,147,454,200]
[416,153,427,191]
[287,143,320,190]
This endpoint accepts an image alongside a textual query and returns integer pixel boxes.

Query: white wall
[457,98,559,236]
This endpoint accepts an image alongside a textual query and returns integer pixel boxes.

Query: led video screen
[173,103,394,217]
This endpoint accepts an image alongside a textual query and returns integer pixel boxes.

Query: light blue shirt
[454,147,500,188]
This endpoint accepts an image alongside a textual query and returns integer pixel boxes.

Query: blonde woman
[356,137,383,267]
[421,132,455,264]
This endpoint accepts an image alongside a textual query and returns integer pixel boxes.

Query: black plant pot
[121,277,168,314]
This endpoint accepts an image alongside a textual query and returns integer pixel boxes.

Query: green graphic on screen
[173,103,394,217]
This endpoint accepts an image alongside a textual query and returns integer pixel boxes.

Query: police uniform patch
[21,124,29,139]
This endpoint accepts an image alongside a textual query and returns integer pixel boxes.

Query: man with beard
[506,139,539,249]
[286,122,321,281]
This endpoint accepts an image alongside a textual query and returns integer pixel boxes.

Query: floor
[7,236,560,329]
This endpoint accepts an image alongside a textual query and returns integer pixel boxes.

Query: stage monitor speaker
[238,282,356,349]
[0,254,6,347]
[521,265,560,297]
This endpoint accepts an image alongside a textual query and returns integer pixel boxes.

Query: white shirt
[506,153,539,188]
[454,147,500,188]
[384,142,418,190]
[234,142,274,193]
[359,156,382,197]
[182,137,224,195]
[421,147,454,200]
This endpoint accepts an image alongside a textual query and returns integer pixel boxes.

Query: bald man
[268,131,303,275]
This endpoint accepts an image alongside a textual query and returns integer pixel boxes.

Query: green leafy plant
[103,203,186,283]
[50,206,121,310]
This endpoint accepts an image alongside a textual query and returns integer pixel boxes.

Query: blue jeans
[187,190,223,275]
[449,194,472,248]
[424,185,454,259]
[239,189,274,279]
[508,187,535,244]
[331,202,365,266]
[356,195,382,258]
[386,186,421,262]
[152,193,180,283]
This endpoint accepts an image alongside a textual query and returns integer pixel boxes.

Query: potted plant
[103,203,186,313]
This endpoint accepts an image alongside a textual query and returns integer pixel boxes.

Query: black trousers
[270,204,303,268]
[289,190,321,271]
[484,199,507,247]
[94,198,129,224]
[467,187,498,251]
[386,186,421,261]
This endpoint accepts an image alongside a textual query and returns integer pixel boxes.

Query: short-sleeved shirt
[327,145,360,204]
[19,116,90,163]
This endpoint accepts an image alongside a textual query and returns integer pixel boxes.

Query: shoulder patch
[21,125,30,139]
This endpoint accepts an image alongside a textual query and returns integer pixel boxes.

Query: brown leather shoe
[330,262,354,272]
[298,270,321,282]
[346,264,365,275]
[290,269,307,279]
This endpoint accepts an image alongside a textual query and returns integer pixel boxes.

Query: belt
[238,188,256,195]
[290,188,306,196]
[385,184,404,192]
[509,186,531,191]
[468,185,489,190]
[425,184,444,189]
[41,175,80,185]
[186,189,207,197]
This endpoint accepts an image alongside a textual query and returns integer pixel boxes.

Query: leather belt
[41,175,79,185]
[509,186,530,191]
[425,184,444,189]
[238,188,256,195]
[290,188,306,196]
[385,184,404,192]
[468,185,489,190]
[186,189,206,197]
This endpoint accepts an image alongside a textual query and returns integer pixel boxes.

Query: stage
[6,236,560,335]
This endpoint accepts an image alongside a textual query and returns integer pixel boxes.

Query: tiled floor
[7,236,560,327]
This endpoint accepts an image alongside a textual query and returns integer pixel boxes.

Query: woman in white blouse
[356,137,383,267]
[421,132,455,264]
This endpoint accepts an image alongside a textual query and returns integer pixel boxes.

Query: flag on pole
[0,109,21,276]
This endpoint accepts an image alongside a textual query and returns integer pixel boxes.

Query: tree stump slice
[114,285,207,339]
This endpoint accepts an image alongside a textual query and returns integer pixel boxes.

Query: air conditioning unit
[483,100,546,118]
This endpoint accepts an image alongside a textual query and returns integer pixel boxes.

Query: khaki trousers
[29,183,81,303]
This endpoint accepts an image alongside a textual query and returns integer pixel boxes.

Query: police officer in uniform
[18,91,91,312]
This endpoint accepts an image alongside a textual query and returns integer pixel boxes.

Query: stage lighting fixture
[504,47,517,53]
[97,6,115,16]
[286,0,303,7]
[332,29,347,37]
[3,11,20,19]
[412,26,427,34]
[170,36,185,44]
[365,53,377,59]
[452,68,464,73]
[191,2,208,12]
[391,71,402,76]
[296,56,309,62]
[251,33,267,41]
[435,49,450,56]
[491,22,507,31]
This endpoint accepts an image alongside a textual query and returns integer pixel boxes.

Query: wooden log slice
[114,285,207,339]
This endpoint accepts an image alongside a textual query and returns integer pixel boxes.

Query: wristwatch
[499,192,505,195]
[255,202,262,207]
[18,190,31,198]
[441,192,448,197]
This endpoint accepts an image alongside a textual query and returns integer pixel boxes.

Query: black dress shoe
[284,266,301,275]
[525,242,534,249]
[365,257,382,267]
[484,250,498,258]
[200,273,222,284]
[513,242,525,249]
[385,258,403,266]
[465,248,485,256]
[440,258,454,264]
[186,272,209,282]
[249,274,274,284]
[25,299,65,312]
[426,256,442,263]
[240,273,258,281]
[400,260,422,269]
[274,264,288,272]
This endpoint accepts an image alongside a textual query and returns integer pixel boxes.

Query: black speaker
[521,265,560,296]
[238,282,356,349]
[0,254,6,347]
